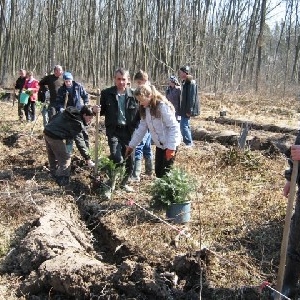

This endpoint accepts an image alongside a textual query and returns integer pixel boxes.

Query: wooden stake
[275,160,299,300]
[94,89,101,175]
[64,91,69,109]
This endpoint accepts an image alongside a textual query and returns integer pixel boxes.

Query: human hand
[165,149,175,161]
[283,181,291,198]
[87,159,95,168]
[125,146,133,158]
[291,145,300,160]
[60,108,64,113]
[92,105,101,114]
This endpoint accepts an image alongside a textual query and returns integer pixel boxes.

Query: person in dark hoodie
[178,65,200,147]
[43,105,100,186]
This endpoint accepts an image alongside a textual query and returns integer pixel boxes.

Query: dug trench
[0,111,291,299]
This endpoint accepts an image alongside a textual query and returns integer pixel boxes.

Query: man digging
[43,105,100,186]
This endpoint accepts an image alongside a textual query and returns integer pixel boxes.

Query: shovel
[275,159,299,300]
[94,89,101,175]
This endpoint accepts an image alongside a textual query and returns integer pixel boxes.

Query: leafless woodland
[0,0,299,93]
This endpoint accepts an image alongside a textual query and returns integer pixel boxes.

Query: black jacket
[179,75,200,117]
[39,74,64,105]
[43,107,90,160]
[100,86,139,136]
[15,76,26,93]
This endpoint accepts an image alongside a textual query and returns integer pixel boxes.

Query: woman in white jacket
[125,84,181,178]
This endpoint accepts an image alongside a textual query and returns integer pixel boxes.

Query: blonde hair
[134,84,175,118]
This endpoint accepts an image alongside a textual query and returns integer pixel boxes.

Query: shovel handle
[275,160,299,299]
[94,89,101,175]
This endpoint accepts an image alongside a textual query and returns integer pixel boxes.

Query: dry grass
[0,90,298,299]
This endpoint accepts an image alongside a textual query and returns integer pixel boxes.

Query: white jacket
[129,102,181,150]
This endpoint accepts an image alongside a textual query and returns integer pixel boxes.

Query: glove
[125,146,133,158]
[60,108,65,113]
[165,149,176,161]
[87,160,95,168]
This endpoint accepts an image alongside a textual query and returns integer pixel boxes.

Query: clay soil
[0,91,299,300]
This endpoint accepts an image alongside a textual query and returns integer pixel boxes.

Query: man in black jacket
[14,69,27,121]
[178,65,200,147]
[100,68,138,192]
[39,65,64,124]
[43,105,99,186]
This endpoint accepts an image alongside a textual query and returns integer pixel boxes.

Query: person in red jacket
[23,71,39,122]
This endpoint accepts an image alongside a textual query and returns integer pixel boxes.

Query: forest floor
[0,90,299,299]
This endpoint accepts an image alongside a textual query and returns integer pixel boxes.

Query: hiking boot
[145,158,153,176]
[131,159,142,182]
[56,176,70,186]
[121,184,134,193]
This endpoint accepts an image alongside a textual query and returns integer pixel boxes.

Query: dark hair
[134,70,148,81]
[80,105,95,116]
[180,65,190,74]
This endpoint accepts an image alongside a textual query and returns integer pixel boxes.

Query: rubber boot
[66,139,73,154]
[145,157,153,176]
[131,159,142,181]
[281,257,300,298]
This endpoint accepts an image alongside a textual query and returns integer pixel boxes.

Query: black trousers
[288,190,300,262]
[107,127,133,183]
[155,147,176,178]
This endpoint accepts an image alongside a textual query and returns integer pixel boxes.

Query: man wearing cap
[56,72,90,154]
[178,66,200,147]
[56,72,89,112]
[39,65,64,125]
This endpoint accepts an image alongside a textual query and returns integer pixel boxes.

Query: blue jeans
[180,116,193,145]
[42,104,49,127]
[134,131,152,160]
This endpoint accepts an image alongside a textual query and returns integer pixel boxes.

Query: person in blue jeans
[131,70,153,181]
[178,66,200,147]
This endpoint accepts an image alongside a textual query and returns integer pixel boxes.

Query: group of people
[13,65,199,191]
[14,65,300,297]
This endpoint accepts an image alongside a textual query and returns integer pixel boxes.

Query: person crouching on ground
[125,85,181,178]
[43,105,100,186]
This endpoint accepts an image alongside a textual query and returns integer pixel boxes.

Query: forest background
[0,0,298,95]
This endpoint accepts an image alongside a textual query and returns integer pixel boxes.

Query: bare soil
[0,91,299,299]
